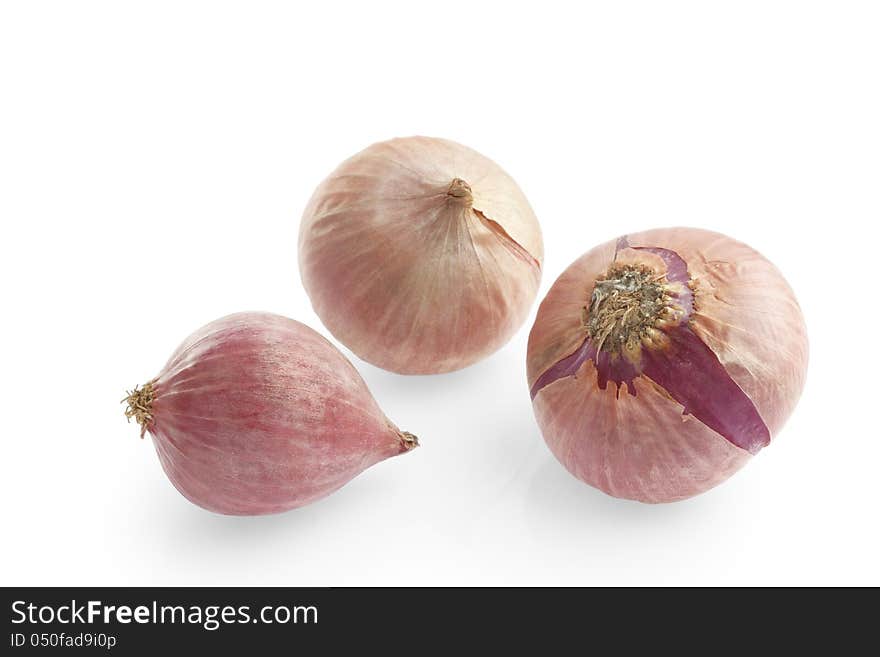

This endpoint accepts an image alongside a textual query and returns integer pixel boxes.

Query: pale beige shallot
[299,136,543,374]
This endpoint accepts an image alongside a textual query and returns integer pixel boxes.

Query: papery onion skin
[299,136,543,374]
[125,312,417,515]
[527,228,808,503]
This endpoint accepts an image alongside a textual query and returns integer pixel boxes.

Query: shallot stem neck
[447,178,473,207]
[400,431,419,451]
[123,380,156,438]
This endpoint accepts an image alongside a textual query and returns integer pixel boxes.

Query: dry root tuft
[123,380,157,438]
[588,265,669,355]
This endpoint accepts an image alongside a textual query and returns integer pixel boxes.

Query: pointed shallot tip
[400,431,419,451]
[122,380,156,439]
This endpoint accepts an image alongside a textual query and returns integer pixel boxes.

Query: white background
[1,1,878,586]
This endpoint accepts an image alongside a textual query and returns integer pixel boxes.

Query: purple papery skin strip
[531,237,771,454]
[529,337,639,400]
[635,246,689,284]
[530,337,593,400]
[592,344,640,395]
[640,327,771,454]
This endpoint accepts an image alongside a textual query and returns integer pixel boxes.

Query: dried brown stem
[400,431,419,450]
[446,178,473,206]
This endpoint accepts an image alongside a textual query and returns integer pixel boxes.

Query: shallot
[527,228,808,503]
[124,312,417,515]
[299,136,543,374]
